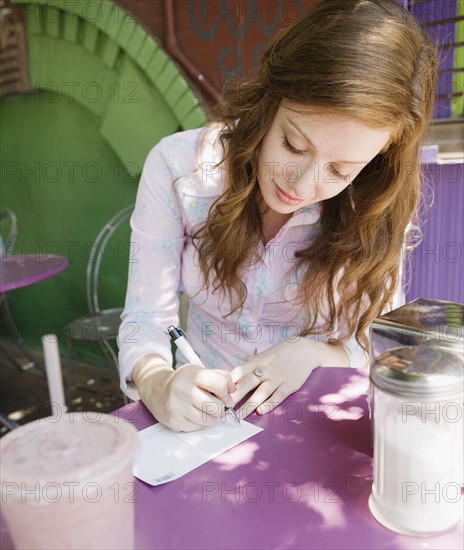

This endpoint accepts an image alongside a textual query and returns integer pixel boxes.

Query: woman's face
[257,103,392,213]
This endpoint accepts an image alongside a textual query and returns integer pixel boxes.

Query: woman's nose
[284,162,319,200]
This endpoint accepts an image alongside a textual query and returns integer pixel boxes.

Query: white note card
[133,416,263,486]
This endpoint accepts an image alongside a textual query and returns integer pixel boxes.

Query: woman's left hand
[230,338,349,418]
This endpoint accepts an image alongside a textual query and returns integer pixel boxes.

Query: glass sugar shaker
[368,344,463,536]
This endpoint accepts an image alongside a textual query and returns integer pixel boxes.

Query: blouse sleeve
[117,140,185,400]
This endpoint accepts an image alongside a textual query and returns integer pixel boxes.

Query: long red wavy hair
[193,0,438,351]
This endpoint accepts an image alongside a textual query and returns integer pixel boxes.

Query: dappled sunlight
[325,373,369,403]
[270,406,304,426]
[342,372,369,395]
[308,402,364,421]
[274,432,305,444]
[212,441,260,471]
[306,371,369,422]
[300,481,347,530]
[255,459,270,471]
[319,393,346,404]
[329,405,364,421]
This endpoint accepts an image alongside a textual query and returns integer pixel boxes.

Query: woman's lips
[274,182,304,206]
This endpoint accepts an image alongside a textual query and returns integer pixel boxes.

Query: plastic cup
[0,412,139,550]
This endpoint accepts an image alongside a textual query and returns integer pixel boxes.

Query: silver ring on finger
[253,368,264,381]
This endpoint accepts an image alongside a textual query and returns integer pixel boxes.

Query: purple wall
[403,1,462,304]
[409,0,459,119]
[406,163,464,304]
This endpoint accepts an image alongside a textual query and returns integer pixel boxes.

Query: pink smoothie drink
[0,412,138,550]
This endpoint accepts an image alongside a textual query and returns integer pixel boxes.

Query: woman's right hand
[132,355,237,432]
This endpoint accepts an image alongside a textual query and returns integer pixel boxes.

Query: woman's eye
[281,139,352,182]
[331,169,351,182]
[282,137,305,155]
[328,163,351,182]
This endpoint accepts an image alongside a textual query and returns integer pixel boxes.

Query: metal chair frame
[86,204,134,371]
[65,205,134,406]
[86,205,134,315]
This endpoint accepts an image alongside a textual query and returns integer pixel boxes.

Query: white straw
[42,334,67,416]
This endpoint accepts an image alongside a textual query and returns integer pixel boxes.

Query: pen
[167,325,240,425]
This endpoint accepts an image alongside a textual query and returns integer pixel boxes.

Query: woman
[118,0,438,431]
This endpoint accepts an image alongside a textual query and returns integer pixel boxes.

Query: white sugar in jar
[369,345,463,536]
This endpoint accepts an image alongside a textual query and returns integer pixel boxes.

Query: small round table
[0,254,69,430]
[0,254,69,293]
[0,254,69,370]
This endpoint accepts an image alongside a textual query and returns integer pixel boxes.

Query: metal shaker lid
[371,344,463,398]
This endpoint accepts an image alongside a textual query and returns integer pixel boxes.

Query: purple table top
[1,368,462,549]
[111,367,461,550]
[0,254,69,293]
